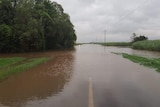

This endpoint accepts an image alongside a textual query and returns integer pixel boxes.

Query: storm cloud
[53,0,160,42]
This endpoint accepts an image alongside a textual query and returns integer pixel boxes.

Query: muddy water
[0,45,160,107]
[0,51,75,107]
[103,46,160,58]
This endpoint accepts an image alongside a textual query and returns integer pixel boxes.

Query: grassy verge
[121,53,160,72]
[99,42,132,47]
[0,57,25,68]
[0,57,50,81]
[132,40,160,51]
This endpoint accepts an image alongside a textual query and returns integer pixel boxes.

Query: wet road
[0,45,160,107]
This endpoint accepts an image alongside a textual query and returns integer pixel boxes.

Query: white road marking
[89,77,94,107]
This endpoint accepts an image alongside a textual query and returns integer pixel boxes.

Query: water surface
[0,45,160,107]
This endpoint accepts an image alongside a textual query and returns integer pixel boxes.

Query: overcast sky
[52,0,160,43]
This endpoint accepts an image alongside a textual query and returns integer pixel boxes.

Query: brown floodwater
[0,45,160,107]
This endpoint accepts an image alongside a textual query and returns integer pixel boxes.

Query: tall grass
[132,40,160,51]
[0,57,50,81]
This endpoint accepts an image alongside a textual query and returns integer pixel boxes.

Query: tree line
[0,0,76,53]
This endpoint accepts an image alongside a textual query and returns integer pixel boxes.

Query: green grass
[0,57,25,68]
[121,53,160,72]
[0,57,50,81]
[99,42,132,47]
[132,40,160,51]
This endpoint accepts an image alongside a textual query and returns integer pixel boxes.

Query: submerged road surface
[0,45,160,107]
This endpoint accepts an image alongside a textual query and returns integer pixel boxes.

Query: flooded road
[0,45,160,107]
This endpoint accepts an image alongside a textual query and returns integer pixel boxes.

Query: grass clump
[0,57,25,68]
[0,57,50,81]
[122,53,160,72]
[132,40,160,51]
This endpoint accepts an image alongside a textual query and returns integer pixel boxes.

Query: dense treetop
[0,0,76,53]
[131,33,148,43]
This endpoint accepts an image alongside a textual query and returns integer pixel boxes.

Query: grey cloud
[53,0,160,42]
[77,0,96,5]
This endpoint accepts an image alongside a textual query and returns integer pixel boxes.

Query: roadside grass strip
[0,57,49,81]
[0,57,25,68]
[121,53,160,72]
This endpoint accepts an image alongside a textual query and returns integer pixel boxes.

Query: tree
[0,0,76,53]
[0,24,14,52]
[13,0,45,52]
[131,33,148,42]
[0,0,14,25]
[44,1,76,49]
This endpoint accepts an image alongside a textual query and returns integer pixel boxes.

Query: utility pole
[104,29,106,43]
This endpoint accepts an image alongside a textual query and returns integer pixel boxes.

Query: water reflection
[0,51,75,107]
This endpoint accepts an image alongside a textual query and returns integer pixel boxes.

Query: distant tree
[131,33,148,42]
[131,33,136,42]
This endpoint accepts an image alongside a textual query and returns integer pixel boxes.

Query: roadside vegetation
[0,57,50,81]
[99,40,160,52]
[0,0,76,53]
[121,53,160,72]
[132,40,160,51]
[98,32,160,52]
[0,57,25,68]
[98,33,148,47]
[100,42,132,47]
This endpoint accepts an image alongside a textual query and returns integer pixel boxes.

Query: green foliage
[122,53,160,72]
[131,33,148,42]
[0,0,14,25]
[0,24,12,37]
[0,57,25,68]
[132,40,160,51]
[0,0,76,53]
[0,24,14,52]
[0,57,49,81]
